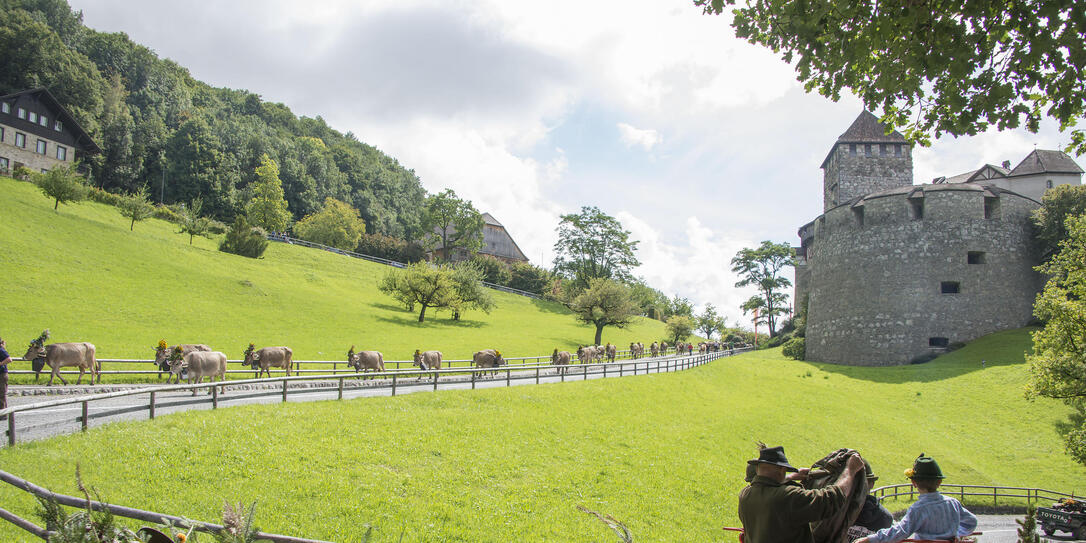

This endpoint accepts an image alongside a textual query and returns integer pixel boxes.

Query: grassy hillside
[0,175,673,376]
[0,327,1082,542]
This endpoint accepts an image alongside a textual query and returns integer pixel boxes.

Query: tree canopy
[1026,214,1086,466]
[552,206,640,290]
[666,315,695,344]
[423,189,484,261]
[697,0,1086,154]
[246,154,292,232]
[34,164,86,211]
[293,197,366,251]
[118,185,153,230]
[569,278,639,346]
[732,241,793,337]
[1033,185,1086,260]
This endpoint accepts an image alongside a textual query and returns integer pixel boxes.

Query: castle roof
[1008,149,1084,176]
[821,111,908,168]
[835,111,908,144]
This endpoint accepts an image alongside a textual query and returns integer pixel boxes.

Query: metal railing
[873,483,1078,506]
[0,469,331,542]
[2,350,745,446]
[266,233,544,299]
[7,346,745,382]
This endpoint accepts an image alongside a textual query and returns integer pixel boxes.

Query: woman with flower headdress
[854,454,977,543]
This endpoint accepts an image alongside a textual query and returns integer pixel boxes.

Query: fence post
[506,368,511,387]
[80,401,89,432]
[584,366,588,381]
[338,378,344,400]
[471,371,476,389]
[212,385,218,409]
[603,365,607,379]
[282,380,288,402]
[620,364,623,377]
[536,368,540,385]
[7,414,14,446]
[392,374,397,396]
[434,373,439,391]
[149,391,156,420]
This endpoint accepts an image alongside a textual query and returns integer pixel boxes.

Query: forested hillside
[0,0,427,238]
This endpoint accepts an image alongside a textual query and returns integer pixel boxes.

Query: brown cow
[170,350,227,395]
[244,345,293,378]
[551,349,571,375]
[154,343,211,383]
[24,341,99,385]
[413,349,443,381]
[472,349,505,376]
[347,346,384,379]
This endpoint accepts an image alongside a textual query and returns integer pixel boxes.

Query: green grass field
[1,328,1082,542]
[0,175,676,384]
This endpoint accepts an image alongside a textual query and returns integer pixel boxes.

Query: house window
[865,144,872,155]
[56,145,66,161]
[929,337,950,348]
[54,120,63,132]
[36,140,46,155]
[941,281,961,294]
[984,196,1001,219]
[849,143,856,155]
[39,115,48,127]
[895,144,901,156]
[14,132,26,148]
[910,199,924,220]
[1,102,9,114]
[967,251,986,264]
[28,112,37,123]
[880,144,888,155]
[0,157,8,171]
[17,107,26,119]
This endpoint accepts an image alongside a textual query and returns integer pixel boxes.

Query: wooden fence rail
[0,469,332,542]
[873,483,1078,506]
[2,349,746,447]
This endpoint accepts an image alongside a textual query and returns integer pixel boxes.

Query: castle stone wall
[823,144,912,210]
[804,185,1042,365]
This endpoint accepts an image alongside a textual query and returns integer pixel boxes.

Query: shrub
[469,254,512,285]
[782,337,806,360]
[508,262,552,295]
[153,204,183,223]
[86,186,125,206]
[13,164,32,181]
[356,233,426,263]
[219,216,268,258]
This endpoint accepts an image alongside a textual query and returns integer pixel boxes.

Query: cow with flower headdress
[472,348,505,377]
[243,343,294,378]
[23,329,100,386]
[153,340,212,383]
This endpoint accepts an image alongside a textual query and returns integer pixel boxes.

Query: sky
[67,0,1075,331]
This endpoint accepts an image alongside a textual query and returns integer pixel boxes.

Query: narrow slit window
[929,337,949,348]
[910,199,924,220]
[853,207,865,226]
[941,281,960,294]
[984,196,1001,219]
[967,251,985,264]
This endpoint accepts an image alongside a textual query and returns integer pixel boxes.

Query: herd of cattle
[15,333,740,393]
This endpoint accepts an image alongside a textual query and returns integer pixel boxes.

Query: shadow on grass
[806,327,1036,384]
[530,297,570,314]
[373,312,487,329]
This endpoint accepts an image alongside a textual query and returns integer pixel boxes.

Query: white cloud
[617,123,662,151]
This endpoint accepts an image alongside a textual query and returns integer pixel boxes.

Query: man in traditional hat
[854,454,977,543]
[738,445,865,543]
[848,460,894,540]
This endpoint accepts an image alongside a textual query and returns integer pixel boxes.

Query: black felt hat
[747,445,798,472]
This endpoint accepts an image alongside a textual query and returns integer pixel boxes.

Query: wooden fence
[2,349,744,447]
[873,482,1078,506]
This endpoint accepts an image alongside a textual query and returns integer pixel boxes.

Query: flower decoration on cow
[30,329,50,349]
[168,345,184,364]
[157,339,168,352]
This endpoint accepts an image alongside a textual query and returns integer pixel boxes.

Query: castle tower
[820,111,912,211]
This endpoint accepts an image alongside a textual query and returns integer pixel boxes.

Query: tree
[666,315,695,344]
[468,254,512,286]
[1032,185,1086,260]
[448,262,496,321]
[219,215,268,258]
[177,198,211,245]
[34,165,86,211]
[628,279,669,319]
[697,0,1086,155]
[1016,506,1041,543]
[508,261,552,296]
[423,189,484,261]
[378,262,456,323]
[732,241,794,337]
[246,154,292,232]
[293,197,365,251]
[665,295,694,319]
[569,278,638,345]
[697,304,726,339]
[1026,214,1086,466]
[118,185,153,230]
[553,206,640,290]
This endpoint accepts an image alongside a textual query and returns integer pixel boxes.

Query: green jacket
[738,475,847,543]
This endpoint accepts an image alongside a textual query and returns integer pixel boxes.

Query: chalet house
[0,88,100,175]
[430,212,529,264]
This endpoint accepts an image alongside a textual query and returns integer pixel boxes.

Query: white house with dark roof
[0,88,100,174]
[937,149,1083,202]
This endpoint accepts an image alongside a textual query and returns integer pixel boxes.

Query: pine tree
[219,215,269,258]
[1017,506,1040,543]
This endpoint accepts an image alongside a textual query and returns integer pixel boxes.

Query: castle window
[1046,179,1054,189]
[929,337,950,348]
[880,144,888,155]
[909,198,924,220]
[865,144,872,155]
[853,206,865,226]
[849,144,856,155]
[895,145,901,156]
[967,251,985,264]
[941,281,960,294]
[984,196,1001,219]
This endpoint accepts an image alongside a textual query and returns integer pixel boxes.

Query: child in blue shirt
[856,454,977,543]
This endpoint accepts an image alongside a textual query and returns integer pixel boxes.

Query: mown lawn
[1,328,1082,542]
[0,175,676,385]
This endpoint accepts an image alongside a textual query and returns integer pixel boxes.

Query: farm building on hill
[795,111,1082,366]
[430,212,529,264]
[0,88,100,174]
